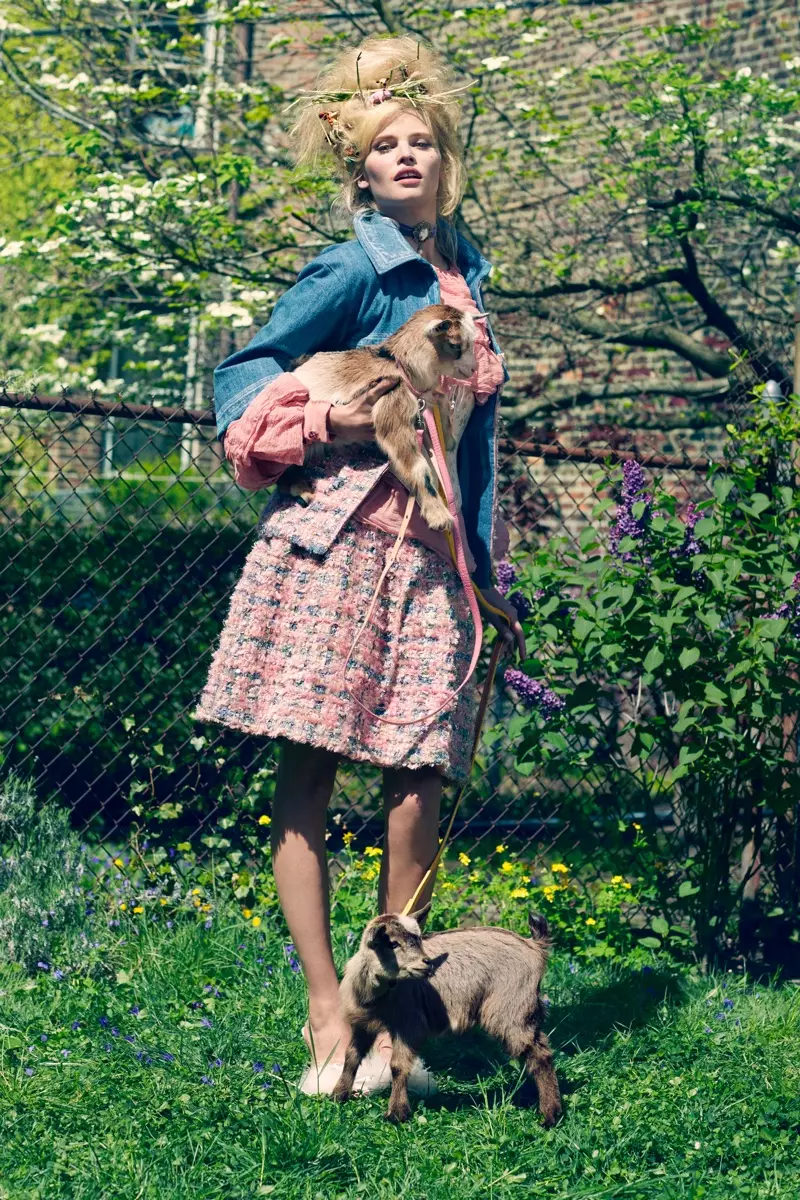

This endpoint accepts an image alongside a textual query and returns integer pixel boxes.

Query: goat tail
[528,911,552,949]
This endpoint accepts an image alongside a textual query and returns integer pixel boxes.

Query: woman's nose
[397,145,417,163]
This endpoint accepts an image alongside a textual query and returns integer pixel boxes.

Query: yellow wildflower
[119,902,128,911]
[160,898,168,906]
[251,916,262,928]
[550,863,568,874]
[242,908,252,919]
[469,872,480,882]
[365,846,382,857]
[343,831,354,847]
[363,867,378,882]
[113,856,124,868]
[501,862,514,874]
[633,822,642,831]
[510,887,529,899]
[258,815,271,826]
[495,844,507,854]
[441,881,455,891]
[458,852,471,866]
[586,917,597,926]
[611,875,624,885]
[201,904,212,912]
[623,882,632,890]
[133,905,144,914]
[193,898,201,907]
[191,888,201,896]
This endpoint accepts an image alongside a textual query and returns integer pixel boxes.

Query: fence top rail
[2,391,723,472]
[1,391,216,427]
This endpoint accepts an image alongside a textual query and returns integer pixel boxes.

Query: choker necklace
[396,219,436,249]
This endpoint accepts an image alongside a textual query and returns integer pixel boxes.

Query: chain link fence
[1,373,797,942]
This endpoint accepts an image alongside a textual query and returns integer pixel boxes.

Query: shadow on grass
[413,966,685,1114]
[550,966,685,1056]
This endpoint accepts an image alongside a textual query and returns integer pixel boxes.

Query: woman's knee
[275,739,339,803]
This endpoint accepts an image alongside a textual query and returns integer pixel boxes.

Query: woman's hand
[327,376,399,443]
[476,585,526,659]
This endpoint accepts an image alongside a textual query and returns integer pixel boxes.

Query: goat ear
[425,317,454,338]
[366,923,389,950]
[409,901,431,930]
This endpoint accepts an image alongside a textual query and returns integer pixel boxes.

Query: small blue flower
[61,1049,70,1058]
[714,1012,725,1021]
[703,1026,712,1034]
[160,1051,175,1063]
[210,1057,223,1068]
[99,1016,109,1027]
[201,1075,215,1086]
[123,1034,135,1044]
[111,1027,120,1037]
[200,1018,213,1029]
[53,970,64,981]
[40,1034,48,1043]
[24,1067,34,1076]
[103,1042,113,1052]
[37,962,49,971]
[71,1021,81,1031]
[722,998,734,1011]
[253,1062,264,1073]
[129,1005,140,1015]
[271,1063,281,1074]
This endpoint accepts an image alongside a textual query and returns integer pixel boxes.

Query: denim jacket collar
[353,209,493,288]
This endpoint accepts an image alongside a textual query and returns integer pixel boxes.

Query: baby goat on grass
[333,905,562,1125]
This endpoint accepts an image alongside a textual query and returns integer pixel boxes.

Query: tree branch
[502,376,732,420]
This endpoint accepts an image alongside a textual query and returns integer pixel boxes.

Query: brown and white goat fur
[284,304,479,532]
[333,905,562,1126]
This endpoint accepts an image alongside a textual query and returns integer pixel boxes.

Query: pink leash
[341,390,484,728]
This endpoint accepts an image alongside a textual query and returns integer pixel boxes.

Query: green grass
[1,912,799,1200]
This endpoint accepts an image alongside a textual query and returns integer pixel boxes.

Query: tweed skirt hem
[192,519,480,784]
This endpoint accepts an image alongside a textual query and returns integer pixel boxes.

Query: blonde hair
[290,35,468,236]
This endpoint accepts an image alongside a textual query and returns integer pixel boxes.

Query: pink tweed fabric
[192,519,479,783]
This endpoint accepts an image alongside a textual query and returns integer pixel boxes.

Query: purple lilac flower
[609,460,652,561]
[504,668,566,719]
[496,561,517,596]
[766,573,800,634]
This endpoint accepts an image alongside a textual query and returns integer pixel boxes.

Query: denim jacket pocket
[257,447,391,556]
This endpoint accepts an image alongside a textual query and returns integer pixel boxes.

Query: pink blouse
[222,262,508,571]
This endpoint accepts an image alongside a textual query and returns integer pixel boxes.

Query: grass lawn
[1,912,799,1200]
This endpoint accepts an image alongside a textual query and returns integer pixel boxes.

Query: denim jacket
[213,209,509,587]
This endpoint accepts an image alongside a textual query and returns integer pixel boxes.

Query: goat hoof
[540,1103,563,1127]
[385,1104,411,1124]
[423,503,454,532]
[331,1085,349,1104]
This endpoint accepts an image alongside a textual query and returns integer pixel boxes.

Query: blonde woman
[194,35,524,1095]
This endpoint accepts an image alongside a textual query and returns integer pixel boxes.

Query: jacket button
[306,430,319,442]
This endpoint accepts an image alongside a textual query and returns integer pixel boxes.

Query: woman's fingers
[363,375,399,405]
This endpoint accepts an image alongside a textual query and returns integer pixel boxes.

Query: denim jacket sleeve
[213,256,352,440]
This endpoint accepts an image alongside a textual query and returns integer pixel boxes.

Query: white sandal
[296,1025,437,1097]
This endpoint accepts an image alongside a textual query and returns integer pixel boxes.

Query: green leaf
[679,647,700,669]
[574,616,594,641]
[638,936,661,949]
[704,682,727,706]
[694,517,718,537]
[678,881,700,898]
[644,646,664,672]
[651,917,669,936]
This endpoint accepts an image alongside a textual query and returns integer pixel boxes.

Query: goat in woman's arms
[283,304,480,532]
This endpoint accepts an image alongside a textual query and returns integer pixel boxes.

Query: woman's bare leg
[379,764,443,916]
[373,765,443,1059]
[270,739,349,1066]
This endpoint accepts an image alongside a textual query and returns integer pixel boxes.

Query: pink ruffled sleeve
[222,373,335,491]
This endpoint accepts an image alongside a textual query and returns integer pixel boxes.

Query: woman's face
[357,111,441,223]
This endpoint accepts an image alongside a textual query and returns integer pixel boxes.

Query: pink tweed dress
[193,265,504,784]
